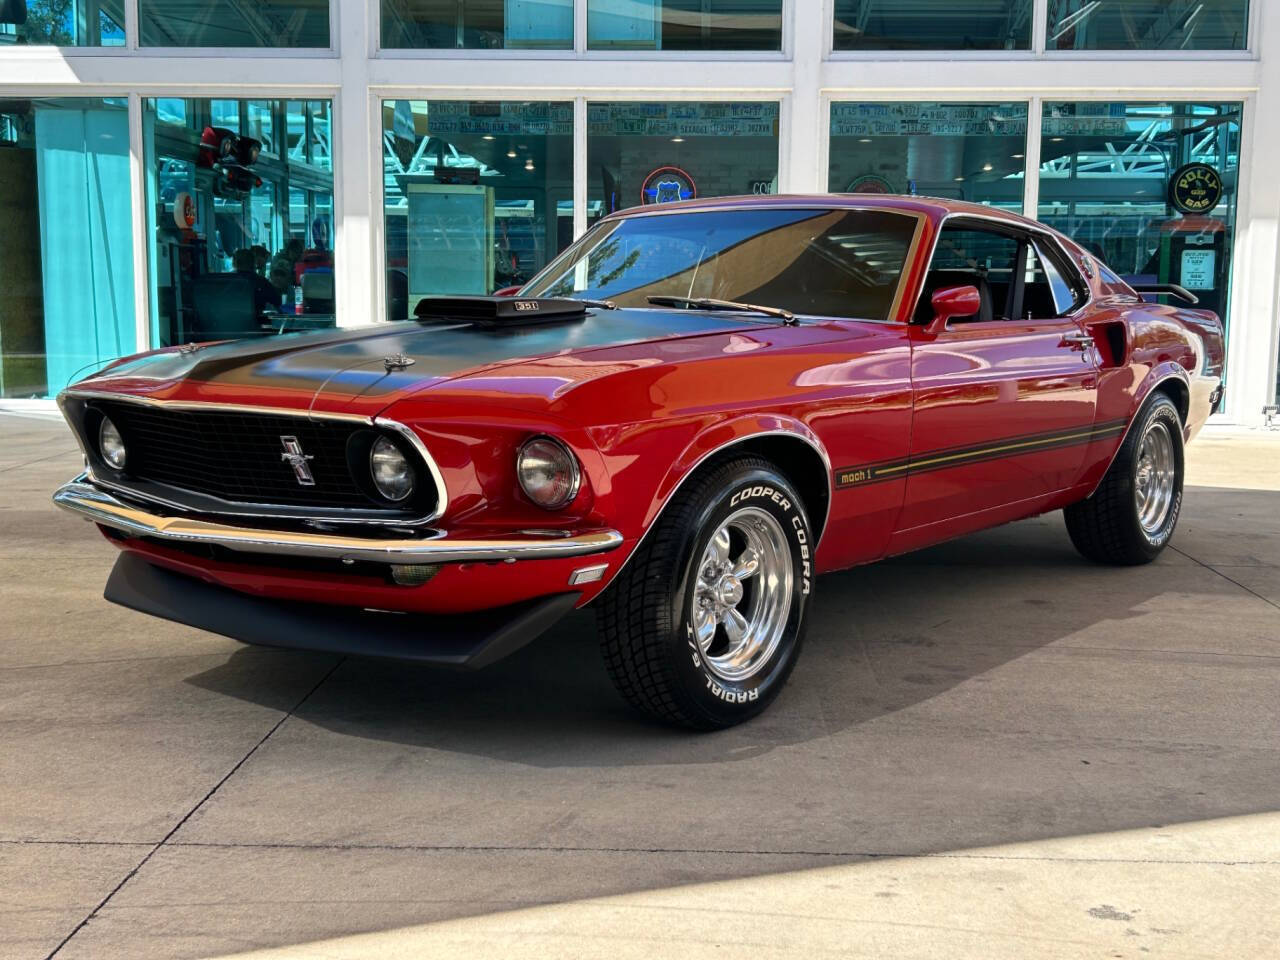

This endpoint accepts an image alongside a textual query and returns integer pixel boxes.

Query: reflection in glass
[588,101,779,223]
[381,101,573,319]
[381,0,572,49]
[1038,101,1240,388]
[138,0,329,47]
[833,0,1031,51]
[0,0,124,45]
[526,208,920,322]
[588,0,782,50]
[1047,0,1248,51]
[0,98,135,398]
[144,98,337,348]
[828,102,1027,209]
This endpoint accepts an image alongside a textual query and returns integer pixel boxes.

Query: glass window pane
[307,101,331,170]
[1047,0,1248,51]
[381,0,572,49]
[1039,102,1240,392]
[834,0,1032,51]
[588,101,779,223]
[828,102,1027,210]
[139,0,329,47]
[144,97,338,347]
[0,0,124,45]
[526,207,920,321]
[211,100,241,133]
[1033,243,1081,315]
[247,101,275,156]
[588,0,782,50]
[0,98,135,398]
[381,101,573,319]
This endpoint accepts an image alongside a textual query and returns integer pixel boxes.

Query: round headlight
[98,417,126,470]
[370,436,415,502]
[517,436,580,510]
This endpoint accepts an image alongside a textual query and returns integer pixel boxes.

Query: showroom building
[0,0,1277,423]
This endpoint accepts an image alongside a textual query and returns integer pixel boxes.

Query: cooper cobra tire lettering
[598,455,814,729]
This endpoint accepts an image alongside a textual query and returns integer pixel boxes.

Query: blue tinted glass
[588,0,782,50]
[829,102,1028,210]
[0,98,135,397]
[144,98,337,348]
[1047,0,1248,50]
[381,101,574,317]
[587,101,780,221]
[834,0,1032,50]
[1039,101,1241,395]
[381,0,572,48]
[0,0,124,45]
[139,0,329,46]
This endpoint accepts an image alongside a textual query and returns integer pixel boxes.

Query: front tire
[597,456,813,729]
[1064,393,1185,565]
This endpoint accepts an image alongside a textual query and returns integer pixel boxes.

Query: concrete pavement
[1,414,1277,959]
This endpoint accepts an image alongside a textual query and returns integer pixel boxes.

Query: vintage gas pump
[1156,163,1228,317]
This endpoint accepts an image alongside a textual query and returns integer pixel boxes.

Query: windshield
[523,207,921,322]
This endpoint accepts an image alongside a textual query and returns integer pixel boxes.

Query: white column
[1022,95,1042,219]
[1224,5,1280,422]
[333,0,377,328]
[127,93,152,353]
[782,0,823,193]
[573,97,588,240]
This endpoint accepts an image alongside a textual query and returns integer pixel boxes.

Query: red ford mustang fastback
[54,195,1224,728]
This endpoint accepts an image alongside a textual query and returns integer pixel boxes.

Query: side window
[1024,240,1086,319]
[916,225,1021,323]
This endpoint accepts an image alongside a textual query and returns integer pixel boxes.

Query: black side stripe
[835,418,1129,489]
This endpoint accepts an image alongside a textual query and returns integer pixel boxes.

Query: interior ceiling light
[482,134,495,141]
[982,163,994,172]
[507,150,518,158]
[671,137,685,143]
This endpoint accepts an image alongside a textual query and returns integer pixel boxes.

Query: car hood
[72,308,790,418]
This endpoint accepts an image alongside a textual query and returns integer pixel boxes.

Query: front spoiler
[53,477,623,565]
[105,552,579,669]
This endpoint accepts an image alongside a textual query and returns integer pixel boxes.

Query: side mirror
[927,284,982,334]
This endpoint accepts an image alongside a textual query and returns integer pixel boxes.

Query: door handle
[1060,332,1094,359]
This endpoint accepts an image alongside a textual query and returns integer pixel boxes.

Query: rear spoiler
[1129,283,1200,305]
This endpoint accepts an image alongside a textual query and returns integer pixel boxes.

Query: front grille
[97,402,397,511]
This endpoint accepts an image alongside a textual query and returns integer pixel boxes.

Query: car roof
[603,193,1038,230]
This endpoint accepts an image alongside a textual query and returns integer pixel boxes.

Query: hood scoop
[414,295,587,327]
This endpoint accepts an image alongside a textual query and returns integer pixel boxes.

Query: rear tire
[1064,393,1184,565]
[597,456,813,730]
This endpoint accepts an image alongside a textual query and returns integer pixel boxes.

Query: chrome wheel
[1134,419,1176,535]
[691,506,793,683]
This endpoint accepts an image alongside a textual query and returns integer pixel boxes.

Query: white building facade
[1,0,1277,422]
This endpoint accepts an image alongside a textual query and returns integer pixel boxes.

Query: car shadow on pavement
[183,516,1190,770]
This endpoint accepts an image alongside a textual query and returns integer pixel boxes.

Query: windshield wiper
[646,296,796,325]
[575,298,618,310]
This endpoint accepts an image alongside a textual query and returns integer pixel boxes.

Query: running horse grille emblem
[279,436,316,486]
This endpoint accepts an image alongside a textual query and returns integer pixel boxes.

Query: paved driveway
[2,414,1278,959]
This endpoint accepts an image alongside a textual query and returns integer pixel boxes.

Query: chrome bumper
[53,477,623,565]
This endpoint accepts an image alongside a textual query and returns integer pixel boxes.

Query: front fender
[589,414,832,594]
[647,414,831,533]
